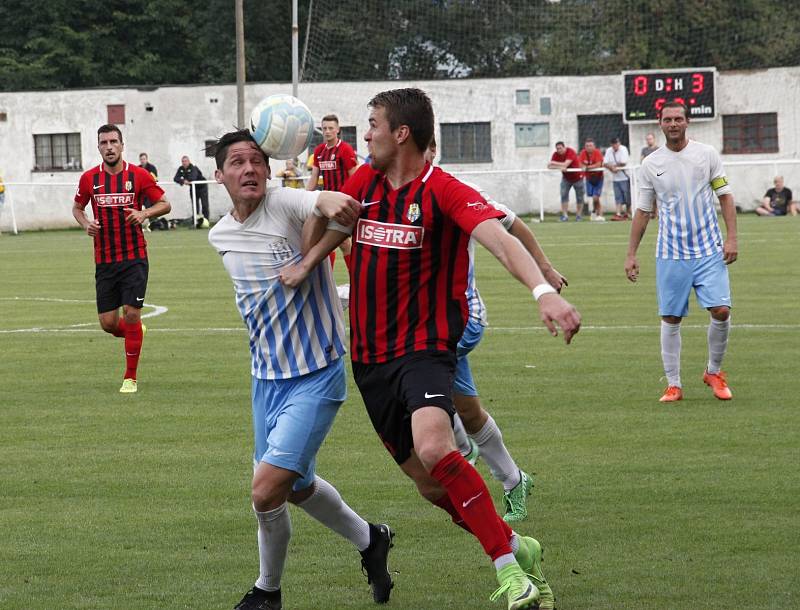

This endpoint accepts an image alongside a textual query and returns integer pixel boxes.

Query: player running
[625,101,738,402]
[72,124,171,393]
[424,138,568,523]
[207,129,393,610]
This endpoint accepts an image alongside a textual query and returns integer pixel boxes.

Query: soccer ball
[249,94,315,160]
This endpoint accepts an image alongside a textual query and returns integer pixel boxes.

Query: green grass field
[1,216,798,610]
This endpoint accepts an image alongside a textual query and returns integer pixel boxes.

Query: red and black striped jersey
[74,162,164,264]
[313,139,357,192]
[342,162,504,364]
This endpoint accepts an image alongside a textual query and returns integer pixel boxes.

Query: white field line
[0,297,168,333]
[1,323,797,335]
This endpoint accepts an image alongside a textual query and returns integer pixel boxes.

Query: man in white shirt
[207,129,394,610]
[603,137,631,220]
[624,102,738,403]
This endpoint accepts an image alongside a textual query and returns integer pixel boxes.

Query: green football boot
[490,563,539,610]
[514,536,555,610]
[502,470,533,523]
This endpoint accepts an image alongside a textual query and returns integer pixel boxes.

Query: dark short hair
[206,129,268,170]
[610,137,620,144]
[659,101,689,119]
[321,114,339,124]
[584,138,595,144]
[369,88,434,153]
[97,124,123,143]
[555,141,565,147]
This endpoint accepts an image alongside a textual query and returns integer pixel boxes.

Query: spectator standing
[174,155,210,228]
[755,176,797,216]
[578,138,606,222]
[548,141,584,222]
[604,137,631,221]
[640,133,658,160]
[276,158,303,189]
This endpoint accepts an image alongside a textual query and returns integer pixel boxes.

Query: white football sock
[707,317,730,374]
[452,414,472,456]
[254,503,292,592]
[661,320,682,387]
[470,416,521,491]
[295,476,371,551]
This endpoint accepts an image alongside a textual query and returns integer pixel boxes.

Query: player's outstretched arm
[305,166,320,191]
[508,217,567,291]
[718,193,738,265]
[625,209,651,282]
[472,219,581,344]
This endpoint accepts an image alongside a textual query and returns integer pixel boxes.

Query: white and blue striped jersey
[462,181,516,325]
[637,140,732,260]
[208,187,348,380]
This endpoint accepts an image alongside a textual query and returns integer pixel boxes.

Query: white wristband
[532,283,557,301]
[312,205,323,218]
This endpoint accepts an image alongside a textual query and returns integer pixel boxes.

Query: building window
[440,122,492,163]
[515,123,549,148]
[107,104,125,125]
[204,140,217,157]
[722,113,778,154]
[34,133,82,171]
[515,89,531,105]
[540,97,552,115]
[307,126,358,156]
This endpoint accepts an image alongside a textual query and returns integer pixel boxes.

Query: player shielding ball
[207,130,393,610]
[72,124,171,393]
[292,88,580,610]
[625,101,738,402]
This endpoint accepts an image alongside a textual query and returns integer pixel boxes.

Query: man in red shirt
[547,141,584,222]
[306,114,357,266]
[295,89,580,610]
[306,114,358,193]
[578,138,606,221]
[72,124,171,393]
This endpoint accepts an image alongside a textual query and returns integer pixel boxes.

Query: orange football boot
[703,370,732,400]
[659,386,683,402]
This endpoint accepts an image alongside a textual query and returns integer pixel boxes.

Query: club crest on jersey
[124,180,132,191]
[356,219,424,250]
[406,203,421,223]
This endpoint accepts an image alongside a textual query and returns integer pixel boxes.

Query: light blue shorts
[454,318,485,397]
[656,252,732,318]
[251,358,346,492]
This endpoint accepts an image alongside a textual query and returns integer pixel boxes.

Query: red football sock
[430,451,513,560]
[112,318,127,338]
[124,321,143,379]
[432,493,473,534]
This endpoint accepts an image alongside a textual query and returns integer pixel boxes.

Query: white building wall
[1,66,798,230]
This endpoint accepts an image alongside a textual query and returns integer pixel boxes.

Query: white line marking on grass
[0,297,168,333]
[488,324,800,331]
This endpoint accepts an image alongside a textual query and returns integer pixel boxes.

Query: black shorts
[95,259,149,313]
[352,351,456,465]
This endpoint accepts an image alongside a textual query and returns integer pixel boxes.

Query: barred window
[722,113,778,154]
[34,133,82,171]
[440,122,492,163]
